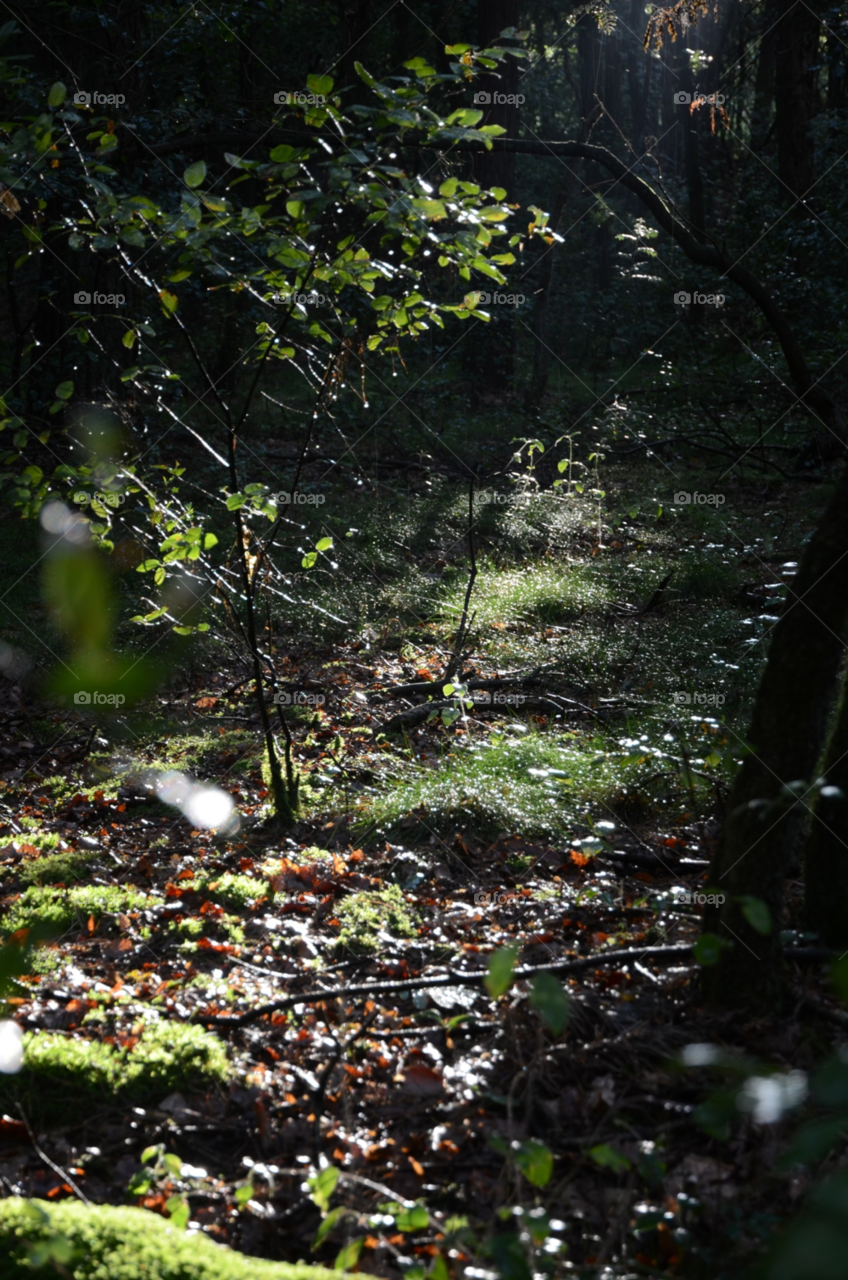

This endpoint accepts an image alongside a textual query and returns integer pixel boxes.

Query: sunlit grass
[360,724,728,843]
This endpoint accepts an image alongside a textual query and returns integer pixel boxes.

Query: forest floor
[0,448,844,1278]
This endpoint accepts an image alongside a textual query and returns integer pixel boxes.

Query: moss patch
[335,885,418,952]
[0,1198,365,1280]
[3,884,149,934]
[18,850,96,887]
[2,1019,229,1109]
[193,872,272,908]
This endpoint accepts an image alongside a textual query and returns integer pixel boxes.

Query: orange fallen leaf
[400,1064,443,1096]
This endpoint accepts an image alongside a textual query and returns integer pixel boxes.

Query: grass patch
[0,1199,354,1280]
[335,884,419,952]
[361,727,727,842]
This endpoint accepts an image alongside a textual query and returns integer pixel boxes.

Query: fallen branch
[197,944,694,1025]
[379,694,599,733]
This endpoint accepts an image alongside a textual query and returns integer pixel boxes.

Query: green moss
[299,846,334,862]
[335,885,418,952]
[0,1198,365,1280]
[19,850,96,887]
[193,872,272,908]
[3,884,149,933]
[2,1019,229,1109]
[167,916,203,938]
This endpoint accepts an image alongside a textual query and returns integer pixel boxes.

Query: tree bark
[804,666,848,946]
[774,0,820,205]
[702,468,848,1008]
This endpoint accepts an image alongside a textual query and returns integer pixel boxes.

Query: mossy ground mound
[0,1021,229,1118]
[0,1198,367,1280]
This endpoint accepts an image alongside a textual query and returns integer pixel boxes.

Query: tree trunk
[774,0,820,204]
[473,0,520,197]
[804,666,848,946]
[702,467,848,1008]
[462,0,519,397]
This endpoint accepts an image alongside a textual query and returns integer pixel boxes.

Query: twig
[16,1104,91,1206]
[311,1009,379,1162]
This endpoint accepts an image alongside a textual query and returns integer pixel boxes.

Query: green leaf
[165,1195,189,1230]
[234,1183,253,1207]
[395,1205,429,1232]
[183,160,206,188]
[307,74,334,96]
[302,551,318,569]
[411,198,447,220]
[334,1238,363,1271]
[158,290,178,315]
[162,1153,182,1175]
[490,1234,531,1280]
[485,944,518,998]
[121,329,136,348]
[141,1145,162,1165]
[589,1143,631,1173]
[514,1139,553,1187]
[226,493,246,510]
[308,1165,339,1214]
[313,1205,347,1249]
[529,972,569,1035]
[127,1173,152,1195]
[738,895,772,935]
[55,381,74,401]
[315,536,333,552]
[693,932,726,966]
[203,533,218,550]
[48,82,67,109]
